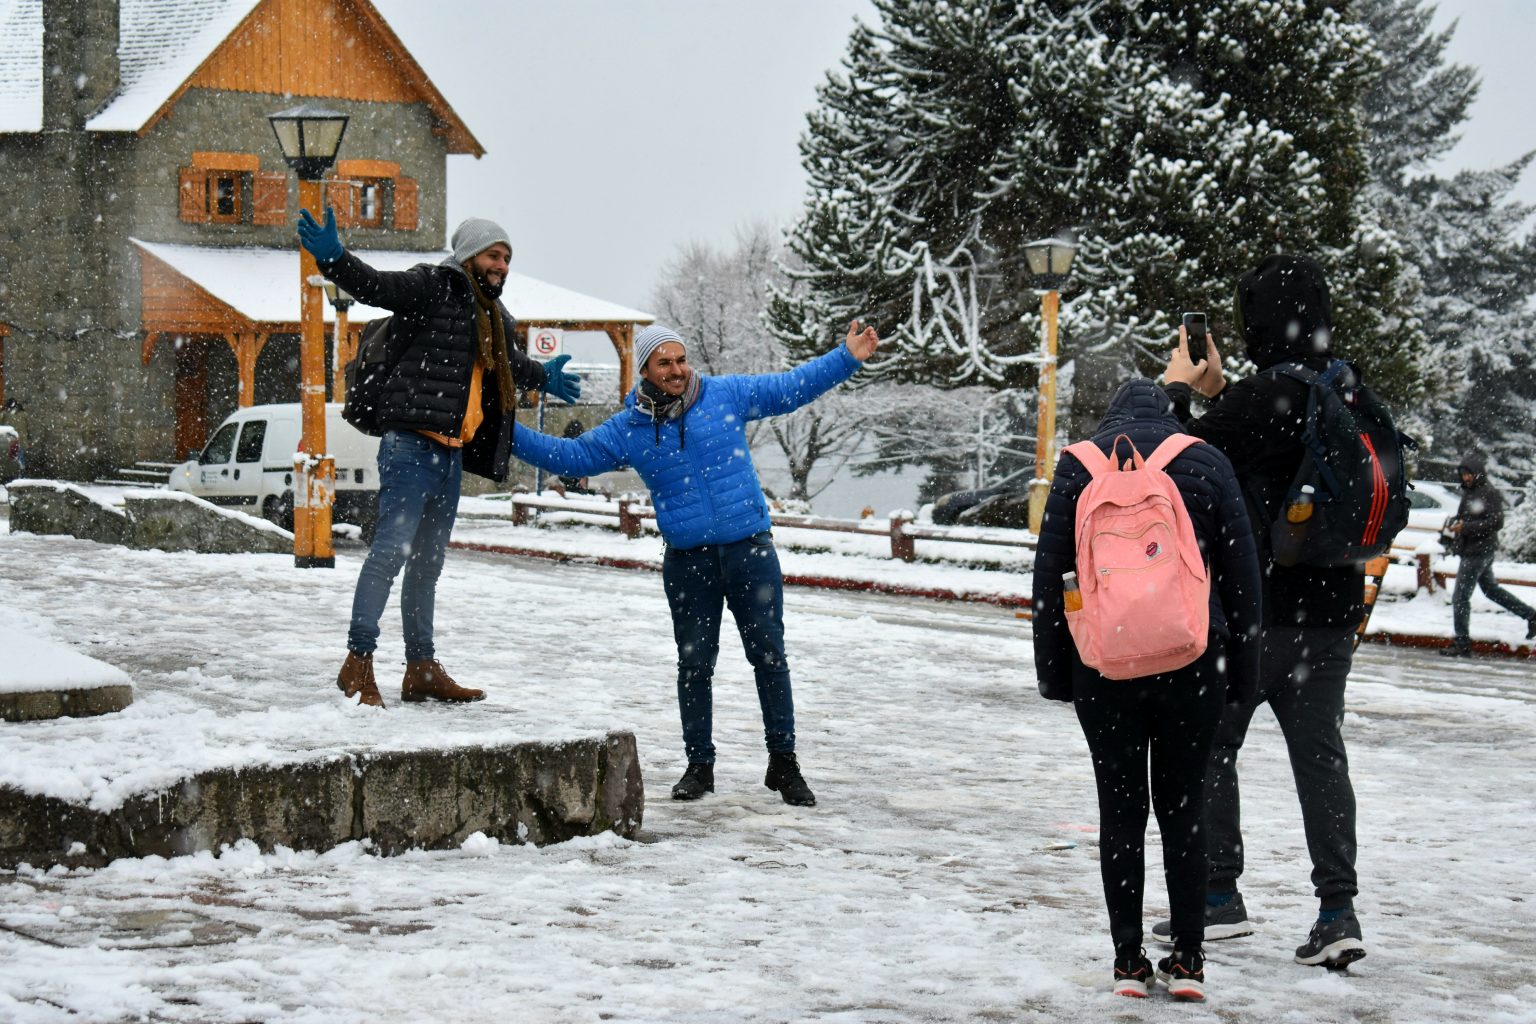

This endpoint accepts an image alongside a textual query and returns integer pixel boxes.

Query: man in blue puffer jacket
[513,320,881,807]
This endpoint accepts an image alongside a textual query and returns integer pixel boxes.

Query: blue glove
[296,207,343,263]
[542,354,582,404]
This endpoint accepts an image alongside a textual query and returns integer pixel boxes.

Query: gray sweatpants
[1205,626,1359,910]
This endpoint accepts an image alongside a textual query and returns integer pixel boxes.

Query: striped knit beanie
[634,325,686,372]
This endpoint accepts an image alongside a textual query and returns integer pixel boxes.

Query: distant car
[167,403,379,536]
[930,467,1034,526]
[0,425,19,484]
[1405,479,1460,537]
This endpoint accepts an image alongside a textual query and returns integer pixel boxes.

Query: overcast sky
[372,0,1536,317]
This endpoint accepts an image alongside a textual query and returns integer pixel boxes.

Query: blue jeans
[348,431,462,661]
[661,531,795,763]
[1452,551,1535,642]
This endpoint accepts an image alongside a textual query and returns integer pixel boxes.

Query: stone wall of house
[0,4,455,480]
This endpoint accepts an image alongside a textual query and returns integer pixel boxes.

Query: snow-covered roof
[131,239,654,326]
[87,0,262,132]
[0,0,43,133]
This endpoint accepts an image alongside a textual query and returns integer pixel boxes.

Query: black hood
[1234,253,1333,368]
[1095,378,1181,437]
[1458,451,1488,486]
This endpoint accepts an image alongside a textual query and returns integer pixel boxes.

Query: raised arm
[512,417,627,478]
[737,321,878,420]
[298,207,443,314]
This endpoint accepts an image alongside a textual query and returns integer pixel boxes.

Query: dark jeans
[1453,552,1535,641]
[1072,638,1227,952]
[661,531,795,764]
[1206,626,1358,909]
[347,431,461,661]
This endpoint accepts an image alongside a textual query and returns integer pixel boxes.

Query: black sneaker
[1152,891,1252,945]
[670,762,714,800]
[1113,949,1154,998]
[1526,616,1535,641]
[1156,949,1206,1001]
[764,752,816,806]
[1438,641,1474,658]
[1294,910,1366,968]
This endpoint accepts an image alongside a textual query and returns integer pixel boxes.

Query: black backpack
[1263,360,1414,567]
[341,316,400,436]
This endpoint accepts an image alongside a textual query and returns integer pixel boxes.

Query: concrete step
[0,730,644,869]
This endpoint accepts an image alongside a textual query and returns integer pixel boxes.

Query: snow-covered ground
[1,511,1534,1022]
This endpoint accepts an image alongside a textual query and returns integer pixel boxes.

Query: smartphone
[1182,312,1208,366]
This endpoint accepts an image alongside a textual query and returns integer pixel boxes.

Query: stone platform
[0,731,644,871]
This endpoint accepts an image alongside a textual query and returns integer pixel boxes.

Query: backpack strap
[1063,440,1112,480]
[1144,432,1204,471]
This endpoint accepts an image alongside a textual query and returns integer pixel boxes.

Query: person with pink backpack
[1032,378,1262,1001]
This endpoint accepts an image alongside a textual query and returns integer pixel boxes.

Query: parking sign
[530,328,564,359]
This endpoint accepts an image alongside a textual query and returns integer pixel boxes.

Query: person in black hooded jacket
[1033,378,1261,999]
[1158,253,1370,968]
[1440,451,1536,655]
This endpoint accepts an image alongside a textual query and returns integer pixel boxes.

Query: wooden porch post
[606,323,636,400]
[226,332,268,408]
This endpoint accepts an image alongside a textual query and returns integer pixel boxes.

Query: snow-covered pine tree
[650,224,965,502]
[1358,0,1536,493]
[772,0,1417,427]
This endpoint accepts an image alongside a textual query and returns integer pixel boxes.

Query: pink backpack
[1061,433,1210,680]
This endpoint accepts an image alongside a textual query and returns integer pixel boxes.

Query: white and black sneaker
[1294,910,1366,969]
[1152,892,1253,945]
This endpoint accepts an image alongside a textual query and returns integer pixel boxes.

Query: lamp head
[268,103,349,181]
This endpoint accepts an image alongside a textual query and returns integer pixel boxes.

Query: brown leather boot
[336,651,385,708]
[401,659,485,703]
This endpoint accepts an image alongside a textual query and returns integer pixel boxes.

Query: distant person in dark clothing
[1033,378,1262,1000]
[555,419,593,495]
[1159,253,1370,968]
[1440,451,1536,656]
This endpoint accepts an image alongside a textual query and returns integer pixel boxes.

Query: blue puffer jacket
[513,344,862,549]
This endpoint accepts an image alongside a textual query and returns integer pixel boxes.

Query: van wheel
[266,493,295,532]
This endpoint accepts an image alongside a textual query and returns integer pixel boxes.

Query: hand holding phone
[1181,312,1209,367]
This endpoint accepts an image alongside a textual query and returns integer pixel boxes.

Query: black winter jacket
[1165,360,1366,629]
[318,251,548,482]
[1452,452,1505,558]
[1032,379,1263,704]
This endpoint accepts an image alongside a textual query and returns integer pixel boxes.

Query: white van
[167,403,379,534]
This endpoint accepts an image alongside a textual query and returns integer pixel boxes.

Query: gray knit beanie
[634,325,686,372]
[450,218,512,264]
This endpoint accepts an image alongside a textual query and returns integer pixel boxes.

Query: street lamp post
[1022,236,1079,535]
[268,103,349,569]
[322,280,355,402]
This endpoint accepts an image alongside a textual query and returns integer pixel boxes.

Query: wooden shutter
[251,172,288,226]
[178,167,208,223]
[394,178,419,231]
[325,179,359,227]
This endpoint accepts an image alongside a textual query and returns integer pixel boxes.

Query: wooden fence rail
[500,494,1036,563]
[496,494,1536,591]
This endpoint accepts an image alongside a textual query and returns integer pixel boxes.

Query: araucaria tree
[771,0,1419,425]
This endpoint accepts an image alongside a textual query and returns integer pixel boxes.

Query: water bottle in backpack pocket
[1264,360,1414,567]
[1062,434,1211,680]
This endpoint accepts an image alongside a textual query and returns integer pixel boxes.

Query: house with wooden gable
[0,0,650,478]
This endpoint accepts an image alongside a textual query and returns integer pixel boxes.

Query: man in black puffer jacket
[296,209,582,708]
[1157,253,1369,968]
[1440,451,1536,655]
[1034,377,1261,997]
